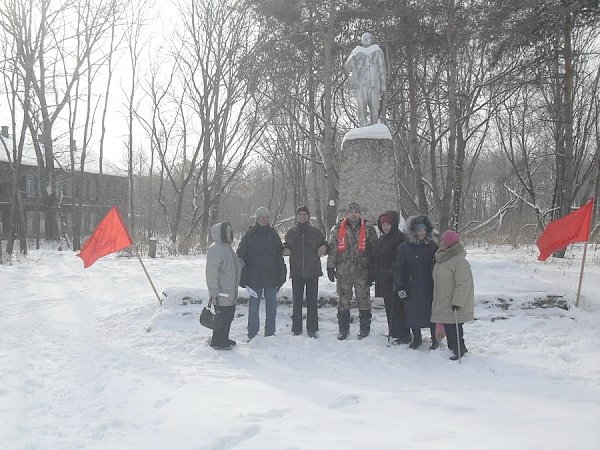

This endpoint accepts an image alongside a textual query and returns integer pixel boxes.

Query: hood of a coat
[377,210,400,234]
[405,214,435,244]
[210,222,233,244]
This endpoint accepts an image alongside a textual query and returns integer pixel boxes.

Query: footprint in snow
[559,353,577,363]
[328,394,362,409]
[154,397,173,409]
[239,408,290,421]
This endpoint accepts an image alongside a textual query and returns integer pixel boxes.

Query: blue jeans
[247,286,277,338]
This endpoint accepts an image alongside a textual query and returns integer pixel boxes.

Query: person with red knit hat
[431,230,474,360]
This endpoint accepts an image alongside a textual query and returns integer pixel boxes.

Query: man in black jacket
[283,206,328,337]
[237,207,287,340]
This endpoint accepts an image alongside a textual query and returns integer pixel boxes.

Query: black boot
[337,310,350,340]
[409,328,422,349]
[358,309,372,339]
[429,326,439,350]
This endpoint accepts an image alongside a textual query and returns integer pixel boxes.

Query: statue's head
[361,32,373,47]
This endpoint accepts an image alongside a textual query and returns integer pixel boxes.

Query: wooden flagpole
[135,244,162,306]
[575,240,589,308]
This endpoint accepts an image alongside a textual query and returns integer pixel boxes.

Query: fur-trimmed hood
[405,214,435,245]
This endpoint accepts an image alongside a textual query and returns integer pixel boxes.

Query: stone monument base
[338,124,396,222]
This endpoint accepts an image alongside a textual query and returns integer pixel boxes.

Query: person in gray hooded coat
[206,221,243,350]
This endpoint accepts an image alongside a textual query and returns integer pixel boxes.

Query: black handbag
[199,298,225,330]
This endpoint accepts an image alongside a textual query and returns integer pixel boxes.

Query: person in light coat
[206,221,243,350]
[430,230,474,360]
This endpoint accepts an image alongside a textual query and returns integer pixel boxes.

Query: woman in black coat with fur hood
[371,211,411,344]
[391,214,439,349]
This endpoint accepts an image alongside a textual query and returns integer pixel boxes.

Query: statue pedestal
[338,124,396,221]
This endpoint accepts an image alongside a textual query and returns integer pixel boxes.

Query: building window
[63,179,72,197]
[88,179,97,201]
[24,173,36,199]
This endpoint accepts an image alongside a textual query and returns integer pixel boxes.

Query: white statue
[344,32,386,127]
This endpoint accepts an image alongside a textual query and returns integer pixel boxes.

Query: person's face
[257,215,270,227]
[416,227,427,241]
[361,33,372,46]
[381,222,392,235]
[226,225,233,243]
[439,240,448,250]
[347,210,361,223]
[297,211,309,224]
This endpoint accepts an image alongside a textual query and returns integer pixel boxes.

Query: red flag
[537,198,595,261]
[77,207,134,268]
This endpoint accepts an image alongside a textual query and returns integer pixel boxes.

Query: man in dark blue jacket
[237,207,286,340]
[283,206,328,338]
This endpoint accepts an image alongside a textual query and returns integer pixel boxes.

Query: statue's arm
[377,50,386,91]
[344,53,354,73]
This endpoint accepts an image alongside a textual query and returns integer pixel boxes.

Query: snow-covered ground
[1,245,600,449]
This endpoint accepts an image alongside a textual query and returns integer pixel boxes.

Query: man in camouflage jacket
[327,202,378,340]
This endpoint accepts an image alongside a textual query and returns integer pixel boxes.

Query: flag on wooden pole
[537,198,595,261]
[77,207,133,268]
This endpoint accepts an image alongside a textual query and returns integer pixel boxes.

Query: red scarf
[337,218,367,253]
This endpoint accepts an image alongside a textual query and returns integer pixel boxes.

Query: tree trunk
[322,0,338,236]
[406,42,428,214]
[440,0,457,233]
[308,4,324,233]
[554,9,575,258]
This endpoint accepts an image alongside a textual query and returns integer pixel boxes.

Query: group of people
[204,202,474,361]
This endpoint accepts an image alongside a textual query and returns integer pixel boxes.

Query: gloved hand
[397,290,407,299]
[327,268,336,282]
[452,305,461,311]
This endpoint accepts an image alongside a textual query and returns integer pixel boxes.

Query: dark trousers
[210,305,236,347]
[412,324,436,342]
[444,322,465,354]
[383,296,411,339]
[291,277,319,333]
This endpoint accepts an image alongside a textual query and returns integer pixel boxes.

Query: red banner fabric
[77,207,134,268]
[537,199,595,261]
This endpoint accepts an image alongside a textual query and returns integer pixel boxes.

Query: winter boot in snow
[358,309,372,339]
[409,328,422,349]
[429,326,439,350]
[337,310,350,340]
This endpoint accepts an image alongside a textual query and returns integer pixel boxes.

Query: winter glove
[327,268,336,282]
[396,290,408,299]
[452,305,461,311]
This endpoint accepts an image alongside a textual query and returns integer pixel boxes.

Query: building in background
[0,125,127,241]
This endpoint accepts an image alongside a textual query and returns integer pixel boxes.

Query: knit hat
[296,205,310,216]
[255,206,270,222]
[440,230,460,247]
[380,214,392,225]
[347,202,361,213]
